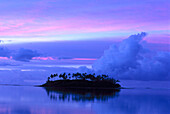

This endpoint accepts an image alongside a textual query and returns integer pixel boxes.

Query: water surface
[0,85,170,114]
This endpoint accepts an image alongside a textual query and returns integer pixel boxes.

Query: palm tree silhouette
[50,74,54,81]
[47,72,118,84]
[47,77,50,82]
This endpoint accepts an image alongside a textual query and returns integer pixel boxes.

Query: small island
[40,72,121,89]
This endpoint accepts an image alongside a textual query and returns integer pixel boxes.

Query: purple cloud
[12,48,41,62]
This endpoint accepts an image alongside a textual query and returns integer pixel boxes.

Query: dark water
[0,85,170,114]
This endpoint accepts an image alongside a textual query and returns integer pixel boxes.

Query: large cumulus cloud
[92,32,170,80]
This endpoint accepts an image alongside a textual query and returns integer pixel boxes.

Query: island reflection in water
[0,85,170,114]
[44,87,120,102]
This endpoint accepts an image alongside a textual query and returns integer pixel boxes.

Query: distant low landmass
[40,72,121,89]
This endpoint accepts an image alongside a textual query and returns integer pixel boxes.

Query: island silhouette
[40,72,121,89]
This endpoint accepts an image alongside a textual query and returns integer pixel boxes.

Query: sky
[0,0,169,84]
[0,0,169,43]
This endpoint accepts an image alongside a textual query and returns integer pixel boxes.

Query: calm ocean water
[0,84,170,114]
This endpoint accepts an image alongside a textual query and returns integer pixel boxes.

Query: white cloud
[92,32,170,80]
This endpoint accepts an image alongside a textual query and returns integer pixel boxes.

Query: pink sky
[0,0,169,44]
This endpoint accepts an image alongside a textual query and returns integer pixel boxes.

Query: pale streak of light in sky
[23,64,92,69]
[0,31,129,44]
